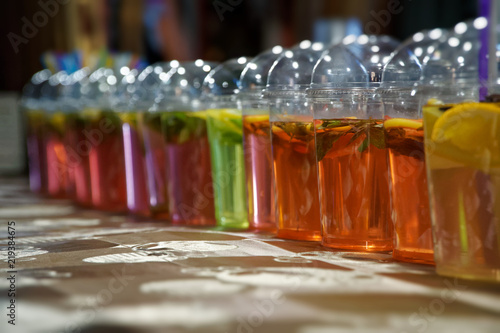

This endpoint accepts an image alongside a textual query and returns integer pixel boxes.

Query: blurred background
[0,0,481,175]
[0,0,478,91]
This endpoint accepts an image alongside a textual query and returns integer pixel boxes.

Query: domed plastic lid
[239,46,285,95]
[422,18,496,86]
[39,71,68,113]
[265,42,325,96]
[59,67,91,112]
[111,68,139,112]
[310,44,368,91]
[21,69,52,109]
[380,46,422,88]
[400,28,449,63]
[202,57,251,98]
[81,67,125,110]
[154,60,218,111]
[343,34,400,83]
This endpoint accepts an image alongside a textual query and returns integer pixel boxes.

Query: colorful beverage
[64,113,92,207]
[25,110,47,193]
[316,118,392,251]
[84,109,127,212]
[384,118,434,264]
[139,112,170,219]
[162,111,215,226]
[271,120,321,241]
[121,112,150,217]
[206,109,248,229]
[423,102,500,282]
[243,114,275,232]
[44,112,69,198]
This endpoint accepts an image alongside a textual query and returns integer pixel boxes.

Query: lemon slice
[430,102,500,169]
[244,115,269,123]
[50,112,66,132]
[82,108,102,121]
[384,118,422,129]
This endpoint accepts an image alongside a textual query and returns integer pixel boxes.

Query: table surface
[1,178,499,333]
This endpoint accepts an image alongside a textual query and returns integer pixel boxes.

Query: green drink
[206,108,248,229]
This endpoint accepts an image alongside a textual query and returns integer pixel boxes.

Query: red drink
[85,110,127,212]
[243,115,275,232]
[121,112,150,217]
[139,112,170,219]
[44,113,69,198]
[64,113,92,207]
[385,118,434,264]
[163,111,215,226]
[316,118,393,252]
[271,120,321,241]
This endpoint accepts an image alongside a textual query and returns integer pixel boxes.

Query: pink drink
[122,113,150,217]
[86,110,127,212]
[243,115,275,232]
[164,111,215,226]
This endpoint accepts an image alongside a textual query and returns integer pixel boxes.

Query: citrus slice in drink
[384,118,422,130]
[429,102,500,169]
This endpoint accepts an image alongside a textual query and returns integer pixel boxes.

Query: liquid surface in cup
[206,108,248,229]
[384,117,434,264]
[162,111,215,226]
[120,111,150,217]
[316,118,392,251]
[84,109,127,212]
[139,112,170,219]
[271,120,321,241]
[424,102,500,282]
[243,114,275,233]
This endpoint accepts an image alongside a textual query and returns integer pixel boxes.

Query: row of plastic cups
[22,18,500,282]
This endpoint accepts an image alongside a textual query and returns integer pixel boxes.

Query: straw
[479,0,496,100]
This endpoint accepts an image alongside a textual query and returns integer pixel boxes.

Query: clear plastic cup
[202,57,250,229]
[153,60,218,225]
[239,46,285,233]
[109,67,151,217]
[421,18,500,282]
[80,67,127,212]
[22,70,52,194]
[39,71,70,198]
[135,62,179,219]
[265,43,324,241]
[58,68,91,203]
[379,46,434,264]
[309,44,392,251]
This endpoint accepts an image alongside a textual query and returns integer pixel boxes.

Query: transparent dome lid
[21,69,52,110]
[111,68,139,112]
[309,44,368,91]
[239,46,285,96]
[154,60,218,111]
[58,67,91,112]
[400,28,449,63]
[202,57,251,99]
[343,34,400,83]
[265,42,325,95]
[380,46,422,88]
[421,18,497,87]
[39,71,68,113]
[81,67,125,110]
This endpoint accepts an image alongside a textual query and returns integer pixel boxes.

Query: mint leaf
[358,138,369,153]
